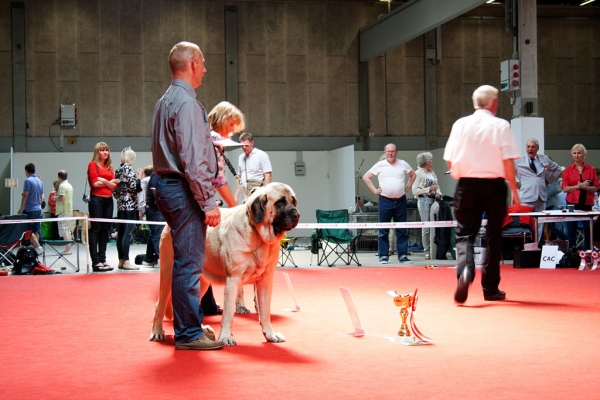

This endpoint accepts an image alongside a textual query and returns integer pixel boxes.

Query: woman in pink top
[87,142,120,272]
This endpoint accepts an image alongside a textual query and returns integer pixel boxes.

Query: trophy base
[383,336,431,346]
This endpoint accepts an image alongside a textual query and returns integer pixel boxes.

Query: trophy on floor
[393,292,413,337]
[579,250,589,270]
[386,288,432,345]
[591,250,599,271]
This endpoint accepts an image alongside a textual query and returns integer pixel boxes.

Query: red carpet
[1,266,600,399]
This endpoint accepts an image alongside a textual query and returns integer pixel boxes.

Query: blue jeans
[155,176,207,345]
[116,209,137,261]
[417,197,435,252]
[88,195,114,265]
[566,202,592,250]
[378,195,408,259]
[24,210,43,236]
[144,207,165,264]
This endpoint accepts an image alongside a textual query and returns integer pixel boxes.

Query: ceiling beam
[359,0,488,62]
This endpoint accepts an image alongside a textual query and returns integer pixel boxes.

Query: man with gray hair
[444,85,520,304]
[151,41,224,350]
[515,138,561,242]
[363,143,416,264]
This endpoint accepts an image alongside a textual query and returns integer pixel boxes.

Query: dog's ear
[251,194,268,223]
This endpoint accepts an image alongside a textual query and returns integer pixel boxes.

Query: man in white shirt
[234,132,272,203]
[56,170,74,255]
[363,143,416,264]
[444,85,520,304]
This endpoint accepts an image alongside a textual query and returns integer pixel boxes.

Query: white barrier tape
[295,220,457,229]
[88,218,167,226]
[0,216,86,225]
[0,216,167,226]
[536,215,592,223]
[1,218,462,229]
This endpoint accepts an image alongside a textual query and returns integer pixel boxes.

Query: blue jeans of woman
[116,209,137,261]
[417,196,435,253]
[144,207,165,264]
[88,195,114,266]
[378,195,408,259]
[566,202,592,250]
[155,175,207,345]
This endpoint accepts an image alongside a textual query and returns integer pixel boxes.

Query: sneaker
[399,256,412,263]
[35,247,43,256]
[142,261,156,267]
[379,257,389,264]
[175,335,225,350]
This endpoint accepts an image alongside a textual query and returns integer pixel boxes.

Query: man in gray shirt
[151,41,223,351]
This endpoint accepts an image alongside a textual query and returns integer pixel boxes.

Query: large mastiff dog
[150,182,300,346]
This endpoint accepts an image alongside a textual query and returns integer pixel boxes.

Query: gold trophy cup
[393,293,414,337]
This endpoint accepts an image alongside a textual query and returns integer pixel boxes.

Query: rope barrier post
[85,217,90,274]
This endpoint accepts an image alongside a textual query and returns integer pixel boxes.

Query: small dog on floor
[149,182,300,346]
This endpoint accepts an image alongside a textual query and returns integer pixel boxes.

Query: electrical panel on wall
[500,60,520,92]
[295,162,306,176]
[60,104,77,128]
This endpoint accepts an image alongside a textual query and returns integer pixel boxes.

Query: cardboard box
[513,249,541,268]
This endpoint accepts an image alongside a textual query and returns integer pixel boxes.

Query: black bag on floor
[13,246,39,275]
[557,250,580,268]
[134,254,145,265]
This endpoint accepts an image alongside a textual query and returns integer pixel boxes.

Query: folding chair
[313,209,361,267]
[0,230,32,268]
[43,239,80,272]
[279,235,298,267]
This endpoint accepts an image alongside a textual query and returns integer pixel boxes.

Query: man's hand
[512,191,521,207]
[204,207,221,227]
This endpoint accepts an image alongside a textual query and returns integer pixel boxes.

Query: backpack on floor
[134,254,145,265]
[13,246,39,275]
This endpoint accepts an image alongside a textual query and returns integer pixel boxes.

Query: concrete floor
[40,237,459,275]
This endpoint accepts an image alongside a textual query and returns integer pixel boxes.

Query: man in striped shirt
[234,132,272,202]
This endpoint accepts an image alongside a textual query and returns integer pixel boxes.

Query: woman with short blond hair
[562,143,599,250]
[113,147,141,270]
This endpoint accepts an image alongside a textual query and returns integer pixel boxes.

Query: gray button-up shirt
[151,78,217,212]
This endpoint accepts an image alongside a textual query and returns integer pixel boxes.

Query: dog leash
[220,149,251,197]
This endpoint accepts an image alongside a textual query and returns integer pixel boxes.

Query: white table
[509,211,600,247]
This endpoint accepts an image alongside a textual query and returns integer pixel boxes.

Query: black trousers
[454,177,507,296]
[88,195,114,265]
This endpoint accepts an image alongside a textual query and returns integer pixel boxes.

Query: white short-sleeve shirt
[443,109,520,180]
[367,159,413,199]
[238,147,272,184]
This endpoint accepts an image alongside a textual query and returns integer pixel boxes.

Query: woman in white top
[412,152,442,259]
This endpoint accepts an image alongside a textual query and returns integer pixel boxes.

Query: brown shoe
[175,335,225,350]
[119,261,139,270]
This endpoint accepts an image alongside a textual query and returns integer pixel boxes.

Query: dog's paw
[149,330,166,342]
[236,305,251,314]
[265,332,286,343]
[220,335,237,346]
